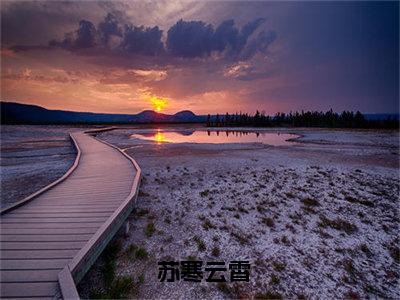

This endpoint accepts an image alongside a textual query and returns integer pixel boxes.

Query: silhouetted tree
[205,109,397,129]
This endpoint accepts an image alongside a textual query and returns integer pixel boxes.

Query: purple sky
[1,1,398,114]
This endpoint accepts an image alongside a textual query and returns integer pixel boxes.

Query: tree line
[206,110,398,129]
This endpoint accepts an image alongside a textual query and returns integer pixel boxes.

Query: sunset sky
[1,1,398,115]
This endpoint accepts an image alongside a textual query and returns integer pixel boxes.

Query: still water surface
[130,130,299,146]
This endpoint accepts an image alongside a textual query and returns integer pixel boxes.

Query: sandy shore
[77,127,399,299]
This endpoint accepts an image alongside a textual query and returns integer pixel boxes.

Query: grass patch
[345,196,374,208]
[89,241,135,299]
[138,191,150,197]
[272,260,286,272]
[187,255,197,261]
[301,197,319,207]
[135,247,148,260]
[359,243,371,256]
[211,246,221,257]
[136,208,150,217]
[217,282,232,296]
[193,235,206,252]
[238,207,248,213]
[199,189,210,197]
[270,274,280,285]
[256,205,265,213]
[230,230,251,245]
[388,245,400,263]
[125,244,148,261]
[285,192,295,198]
[262,217,275,228]
[281,235,290,245]
[138,274,145,284]
[343,258,357,278]
[212,235,220,242]
[125,244,138,256]
[90,276,134,299]
[318,215,357,234]
[145,222,156,237]
[255,292,283,299]
[202,219,216,231]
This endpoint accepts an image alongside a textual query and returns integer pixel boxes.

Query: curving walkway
[0,130,141,299]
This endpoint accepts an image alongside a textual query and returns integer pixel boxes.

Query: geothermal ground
[1,126,398,298]
[76,127,399,299]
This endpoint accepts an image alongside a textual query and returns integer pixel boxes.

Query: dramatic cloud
[121,25,164,56]
[1,1,398,115]
[49,19,98,50]
[166,20,214,57]
[165,18,275,59]
[75,20,98,49]
[30,13,276,61]
[98,13,123,46]
[212,20,239,52]
[240,30,277,60]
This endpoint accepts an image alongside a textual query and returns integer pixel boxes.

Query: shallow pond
[130,130,299,146]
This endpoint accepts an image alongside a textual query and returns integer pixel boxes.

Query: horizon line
[1,100,398,117]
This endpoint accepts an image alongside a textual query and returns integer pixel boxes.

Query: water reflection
[130,130,298,146]
[154,131,166,144]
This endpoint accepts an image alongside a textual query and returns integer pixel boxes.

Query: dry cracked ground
[78,128,399,299]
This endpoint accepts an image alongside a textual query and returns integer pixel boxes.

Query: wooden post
[124,221,130,236]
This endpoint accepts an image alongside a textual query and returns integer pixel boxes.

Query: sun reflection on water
[154,130,167,144]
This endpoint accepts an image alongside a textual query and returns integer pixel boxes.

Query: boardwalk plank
[0,130,138,298]
[1,282,58,297]
[1,269,61,283]
[4,212,112,218]
[1,217,108,223]
[1,234,92,242]
[1,249,78,259]
[1,222,104,229]
[13,208,116,214]
[1,228,98,235]
[35,191,129,200]
[1,241,86,250]
[0,259,69,270]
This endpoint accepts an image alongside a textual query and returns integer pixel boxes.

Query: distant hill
[0,102,207,124]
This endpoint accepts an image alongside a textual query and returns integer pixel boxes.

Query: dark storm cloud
[121,25,164,56]
[166,20,214,57]
[75,20,98,48]
[235,18,266,52]
[1,1,104,46]
[47,13,164,56]
[212,20,238,52]
[98,13,122,45]
[8,9,275,60]
[49,19,98,50]
[165,18,275,58]
[240,30,277,60]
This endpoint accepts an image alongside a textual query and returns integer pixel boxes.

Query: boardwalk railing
[58,128,142,299]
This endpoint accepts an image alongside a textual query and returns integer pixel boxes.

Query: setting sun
[149,96,168,112]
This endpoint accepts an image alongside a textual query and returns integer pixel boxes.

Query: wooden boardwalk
[0,130,141,299]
